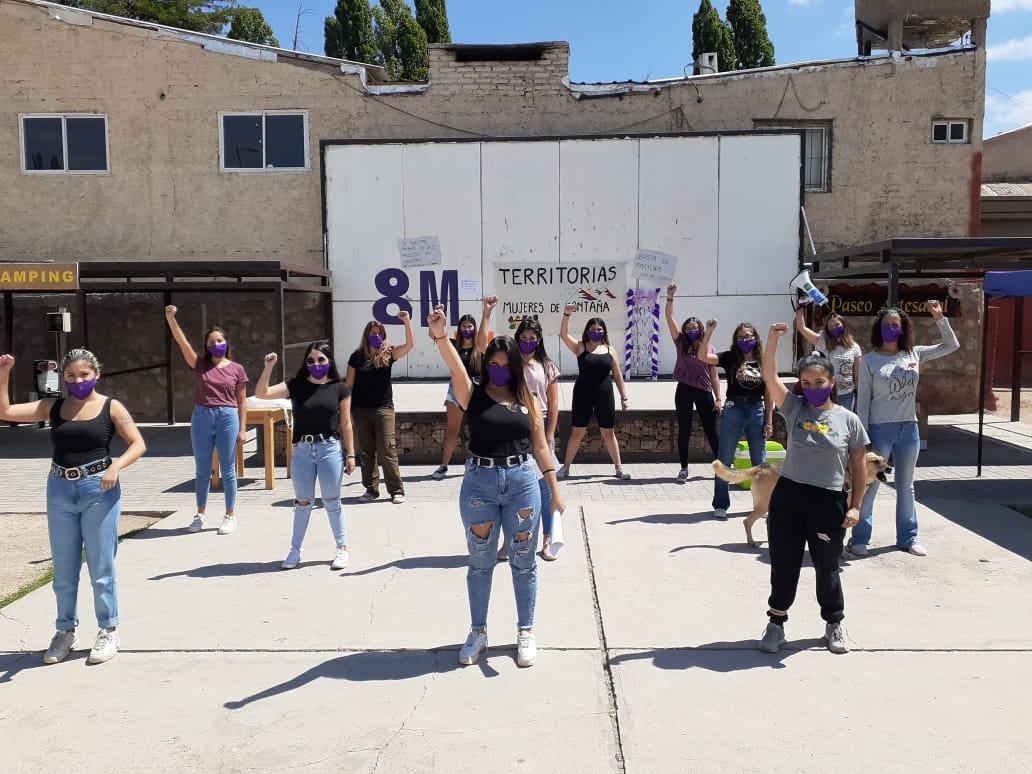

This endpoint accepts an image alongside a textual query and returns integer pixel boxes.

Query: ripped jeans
[289,438,346,551]
[460,458,541,630]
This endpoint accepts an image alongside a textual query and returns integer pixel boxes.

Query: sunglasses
[306,357,330,365]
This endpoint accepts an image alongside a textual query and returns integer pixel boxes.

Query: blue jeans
[837,391,855,412]
[460,459,541,629]
[47,472,121,631]
[290,438,347,551]
[853,421,921,548]
[713,400,766,510]
[191,406,240,511]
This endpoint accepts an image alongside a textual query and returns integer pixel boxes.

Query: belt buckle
[302,434,315,443]
[65,467,82,481]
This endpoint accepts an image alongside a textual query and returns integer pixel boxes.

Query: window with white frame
[220,112,308,171]
[754,121,831,193]
[931,120,969,144]
[20,114,109,173]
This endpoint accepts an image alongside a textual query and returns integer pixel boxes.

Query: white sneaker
[676,468,689,482]
[431,465,448,480]
[825,622,849,654]
[331,548,350,570]
[847,543,869,557]
[42,629,77,664]
[713,508,728,520]
[217,515,237,535]
[358,491,379,503]
[516,629,537,667]
[555,465,568,480]
[458,629,488,665]
[87,628,119,664]
[614,468,631,480]
[281,548,301,570]
[187,514,204,533]
[391,493,406,505]
[907,543,928,557]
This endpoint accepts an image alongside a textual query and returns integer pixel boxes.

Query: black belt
[468,453,530,468]
[295,433,339,443]
[50,457,112,480]
[726,395,764,405]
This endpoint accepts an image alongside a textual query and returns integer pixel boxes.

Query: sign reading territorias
[0,263,79,291]
[495,262,628,334]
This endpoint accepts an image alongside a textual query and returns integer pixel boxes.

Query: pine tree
[324,0,378,63]
[227,7,278,47]
[373,0,429,81]
[726,0,775,70]
[414,0,450,44]
[60,1,239,35]
[691,0,735,74]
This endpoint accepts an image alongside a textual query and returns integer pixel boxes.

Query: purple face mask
[518,340,538,355]
[307,363,331,379]
[587,330,605,343]
[827,325,845,339]
[737,338,757,354]
[486,364,512,387]
[685,329,702,342]
[460,328,475,340]
[368,334,384,349]
[802,385,834,407]
[207,342,228,358]
[881,325,902,344]
[67,378,98,400]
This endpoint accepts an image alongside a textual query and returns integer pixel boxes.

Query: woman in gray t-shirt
[757,323,871,656]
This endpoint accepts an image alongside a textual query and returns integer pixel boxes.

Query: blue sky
[255,0,1032,137]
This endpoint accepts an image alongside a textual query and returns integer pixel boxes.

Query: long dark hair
[795,351,838,404]
[871,308,914,352]
[295,341,341,383]
[452,313,477,349]
[822,313,856,350]
[479,335,541,431]
[581,317,609,346]
[202,326,231,363]
[726,322,763,373]
[679,316,703,355]
[515,318,556,373]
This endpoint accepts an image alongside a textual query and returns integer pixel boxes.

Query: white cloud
[788,0,818,6]
[987,35,1032,61]
[993,1,1032,12]
[985,89,1032,136]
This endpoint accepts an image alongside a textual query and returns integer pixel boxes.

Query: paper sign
[460,278,481,296]
[398,236,442,267]
[631,249,677,285]
[494,262,628,334]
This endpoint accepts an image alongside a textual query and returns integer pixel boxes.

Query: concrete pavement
[1,409,1031,773]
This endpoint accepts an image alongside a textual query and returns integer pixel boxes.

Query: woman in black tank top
[428,304,565,669]
[0,349,146,666]
[558,304,632,480]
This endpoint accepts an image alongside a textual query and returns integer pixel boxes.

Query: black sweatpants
[767,476,847,624]
[674,383,719,467]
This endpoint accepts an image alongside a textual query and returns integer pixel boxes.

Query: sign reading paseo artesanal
[0,263,79,291]
[494,262,628,334]
[818,282,960,319]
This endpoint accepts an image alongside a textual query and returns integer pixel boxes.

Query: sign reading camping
[494,262,628,333]
[0,263,79,291]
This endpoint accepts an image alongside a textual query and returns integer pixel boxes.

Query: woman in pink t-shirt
[165,305,249,536]
[664,285,721,482]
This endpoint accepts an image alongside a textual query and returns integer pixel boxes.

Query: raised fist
[264,353,278,365]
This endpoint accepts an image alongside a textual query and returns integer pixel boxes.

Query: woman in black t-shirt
[0,349,146,666]
[698,319,774,520]
[257,342,356,571]
[432,298,493,480]
[427,304,565,669]
[345,312,414,504]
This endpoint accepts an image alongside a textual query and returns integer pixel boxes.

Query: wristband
[563,313,571,318]
[541,468,556,475]
[346,455,357,459]
[432,333,447,341]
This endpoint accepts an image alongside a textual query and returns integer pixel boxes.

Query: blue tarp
[985,270,1032,298]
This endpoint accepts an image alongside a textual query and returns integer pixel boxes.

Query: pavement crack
[370,681,431,773]
[0,608,30,651]
[368,534,405,627]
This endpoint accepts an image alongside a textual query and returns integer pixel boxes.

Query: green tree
[414,0,450,44]
[227,7,278,46]
[59,1,239,35]
[691,0,735,73]
[726,0,775,70]
[324,0,378,63]
[373,0,429,81]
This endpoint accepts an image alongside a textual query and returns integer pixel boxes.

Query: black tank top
[466,384,533,459]
[454,341,478,379]
[50,398,116,467]
[575,348,614,392]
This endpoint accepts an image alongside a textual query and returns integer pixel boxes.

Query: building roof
[9,0,388,81]
[983,183,1032,197]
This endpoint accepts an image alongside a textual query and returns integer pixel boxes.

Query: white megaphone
[789,265,828,308]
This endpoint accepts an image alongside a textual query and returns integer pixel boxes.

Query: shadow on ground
[609,638,825,672]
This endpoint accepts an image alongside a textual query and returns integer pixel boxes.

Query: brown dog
[712,453,892,547]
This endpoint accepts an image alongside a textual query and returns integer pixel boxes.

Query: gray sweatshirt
[856,318,960,427]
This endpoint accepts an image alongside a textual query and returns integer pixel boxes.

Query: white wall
[324,133,801,377]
